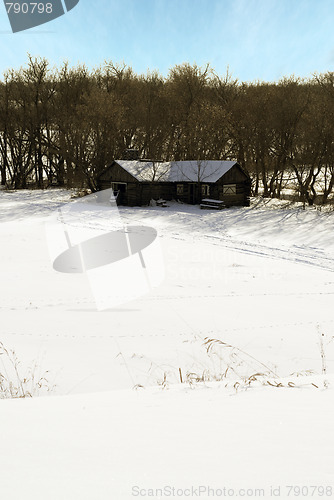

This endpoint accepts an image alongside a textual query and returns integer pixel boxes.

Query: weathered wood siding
[98,162,138,184]
[97,162,141,205]
[138,183,174,205]
[210,165,251,206]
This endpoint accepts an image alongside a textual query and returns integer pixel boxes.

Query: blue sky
[0,0,334,82]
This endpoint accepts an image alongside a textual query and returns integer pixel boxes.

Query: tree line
[1,55,334,205]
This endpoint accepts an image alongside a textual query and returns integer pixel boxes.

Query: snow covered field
[0,189,333,499]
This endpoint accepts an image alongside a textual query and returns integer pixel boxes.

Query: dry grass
[153,335,331,392]
[0,342,55,399]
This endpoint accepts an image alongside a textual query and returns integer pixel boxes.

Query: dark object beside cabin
[200,199,225,210]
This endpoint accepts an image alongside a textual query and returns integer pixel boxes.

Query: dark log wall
[138,183,175,205]
[97,163,141,205]
[124,182,140,205]
[99,162,138,184]
[211,165,251,206]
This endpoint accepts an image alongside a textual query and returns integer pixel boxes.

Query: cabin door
[111,182,127,204]
[189,183,197,204]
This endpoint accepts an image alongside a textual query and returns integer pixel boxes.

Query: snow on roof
[115,160,237,183]
[115,160,170,181]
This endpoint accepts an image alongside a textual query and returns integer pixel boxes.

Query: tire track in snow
[100,206,334,272]
[171,231,334,273]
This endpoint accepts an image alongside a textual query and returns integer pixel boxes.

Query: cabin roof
[114,160,238,183]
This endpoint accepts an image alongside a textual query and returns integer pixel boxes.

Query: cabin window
[223,184,236,195]
[177,184,184,195]
[202,184,210,196]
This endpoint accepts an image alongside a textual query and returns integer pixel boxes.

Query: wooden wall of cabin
[172,183,192,204]
[101,163,138,184]
[212,183,250,206]
[98,180,112,191]
[97,164,136,192]
[139,183,175,205]
[122,182,141,206]
[211,165,251,206]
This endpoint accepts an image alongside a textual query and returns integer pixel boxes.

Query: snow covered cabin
[97,155,251,207]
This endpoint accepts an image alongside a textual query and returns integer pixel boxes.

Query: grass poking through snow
[0,342,55,399]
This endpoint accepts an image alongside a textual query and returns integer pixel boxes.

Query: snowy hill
[0,189,333,499]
